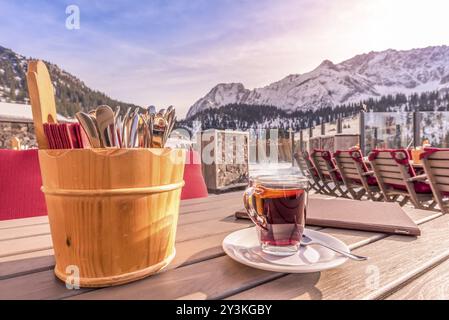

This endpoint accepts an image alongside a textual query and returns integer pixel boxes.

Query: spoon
[128,112,140,148]
[75,112,102,148]
[114,106,122,146]
[163,106,176,146]
[301,234,368,261]
[96,105,117,147]
[146,107,156,147]
[121,107,132,147]
[137,114,148,148]
[147,105,156,115]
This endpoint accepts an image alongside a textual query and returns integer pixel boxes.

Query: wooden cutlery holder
[38,148,186,287]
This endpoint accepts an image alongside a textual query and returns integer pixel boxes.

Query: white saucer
[222,227,349,273]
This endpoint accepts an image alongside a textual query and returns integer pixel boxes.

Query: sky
[1,0,449,118]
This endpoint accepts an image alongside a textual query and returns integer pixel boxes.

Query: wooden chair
[333,149,382,201]
[420,148,449,214]
[311,149,349,197]
[368,149,436,210]
[293,151,326,193]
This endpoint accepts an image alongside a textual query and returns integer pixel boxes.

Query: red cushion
[181,151,208,200]
[0,149,47,221]
[387,181,432,194]
[414,181,432,193]
[0,149,207,221]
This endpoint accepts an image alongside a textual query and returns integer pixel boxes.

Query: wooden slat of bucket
[26,60,58,150]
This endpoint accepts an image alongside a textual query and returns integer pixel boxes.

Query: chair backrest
[294,151,312,177]
[311,149,337,180]
[333,149,368,185]
[421,148,449,197]
[368,149,415,189]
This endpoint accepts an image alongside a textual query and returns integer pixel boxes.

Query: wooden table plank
[0,234,53,259]
[0,191,248,280]
[226,214,449,300]
[70,205,434,299]
[66,207,437,300]
[0,216,48,230]
[0,224,51,242]
[0,194,245,251]
[0,192,441,300]
[0,211,321,297]
[0,195,242,255]
[386,256,449,300]
[63,226,395,300]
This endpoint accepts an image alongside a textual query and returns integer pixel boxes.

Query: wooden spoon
[96,105,117,147]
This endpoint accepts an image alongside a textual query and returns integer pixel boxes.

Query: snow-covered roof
[0,102,73,123]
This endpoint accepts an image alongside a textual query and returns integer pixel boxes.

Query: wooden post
[289,128,294,165]
[256,135,259,163]
[413,111,420,148]
[321,121,325,136]
[337,117,343,134]
[359,112,366,154]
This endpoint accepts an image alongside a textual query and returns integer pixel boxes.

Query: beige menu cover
[235,197,420,236]
[306,197,420,236]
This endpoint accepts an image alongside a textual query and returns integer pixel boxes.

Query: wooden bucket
[38,148,186,287]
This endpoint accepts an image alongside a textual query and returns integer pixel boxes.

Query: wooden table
[1,192,448,300]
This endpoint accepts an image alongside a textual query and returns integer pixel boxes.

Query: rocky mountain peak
[186,45,449,118]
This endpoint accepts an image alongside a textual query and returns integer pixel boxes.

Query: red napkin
[43,123,84,149]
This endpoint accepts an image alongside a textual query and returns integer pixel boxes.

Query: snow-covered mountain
[0,45,139,116]
[187,45,449,118]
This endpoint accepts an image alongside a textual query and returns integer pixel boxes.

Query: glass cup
[243,175,308,256]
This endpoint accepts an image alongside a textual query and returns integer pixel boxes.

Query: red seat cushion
[0,149,47,221]
[181,151,208,200]
[413,181,432,193]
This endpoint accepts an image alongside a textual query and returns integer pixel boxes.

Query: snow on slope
[187,45,449,118]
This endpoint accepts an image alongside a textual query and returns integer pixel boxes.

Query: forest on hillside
[178,90,449,132]
[0,46,139,116]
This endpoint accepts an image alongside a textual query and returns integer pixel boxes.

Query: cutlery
[163,106,176,145]
[114,106,121,119]
[146,108,155,147]
[115,114,123,147]
[148,105,156,115]
[128,113,140,148]
[114,106,122,146]
[96,105,117,147]
[137,114,148,148]
[121,107,132,147]
[75,112,102,148]
[76,105,176,149]
[151,115,167,148]
[301,234,368,261]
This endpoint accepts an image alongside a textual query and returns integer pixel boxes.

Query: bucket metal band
[41,181,185,197]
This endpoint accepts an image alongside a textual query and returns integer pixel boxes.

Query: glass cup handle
[243,186,268,230]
